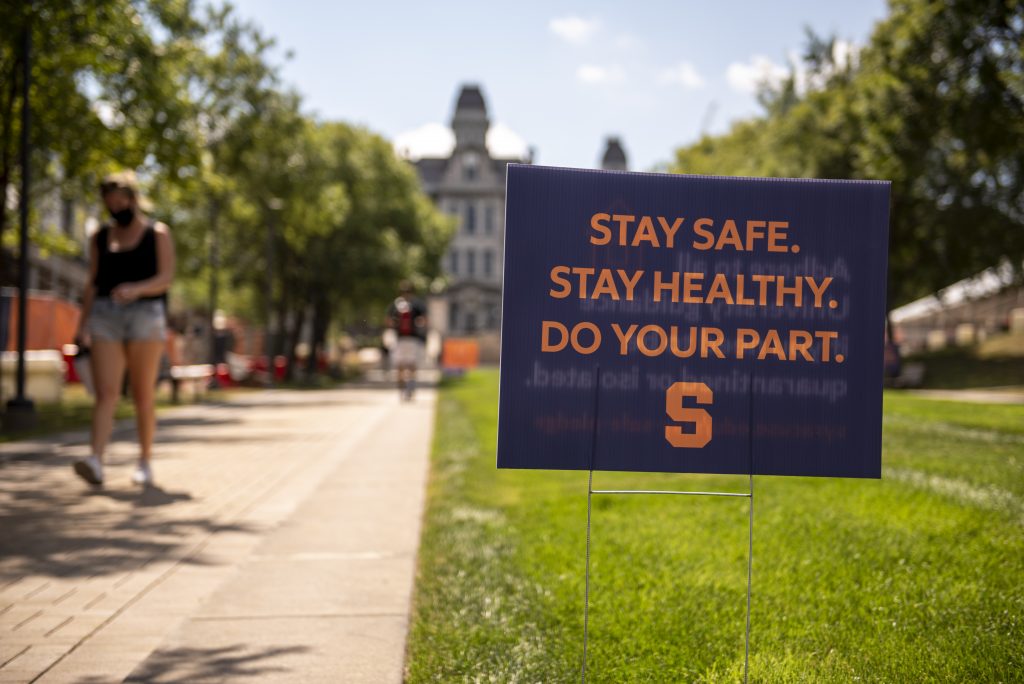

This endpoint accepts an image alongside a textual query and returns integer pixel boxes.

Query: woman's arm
[77,234,99,342]
[112,223,176,301]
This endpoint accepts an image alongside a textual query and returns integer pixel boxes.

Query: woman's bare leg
[90,340,127,460]
[126,340,164,462]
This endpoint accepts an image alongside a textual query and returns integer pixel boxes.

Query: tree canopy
[670,0,1024,309]
[0,0,453,370]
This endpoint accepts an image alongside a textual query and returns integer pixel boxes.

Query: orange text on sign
[665,381,713,448]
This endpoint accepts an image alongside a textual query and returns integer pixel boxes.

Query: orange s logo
[665,382,713,448]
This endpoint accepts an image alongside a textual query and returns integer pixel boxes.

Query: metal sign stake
[581,370,755,684]
[580,366,600,683]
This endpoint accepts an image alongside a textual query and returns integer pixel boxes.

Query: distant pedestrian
[73,171,175,487]
[386,281,427,401]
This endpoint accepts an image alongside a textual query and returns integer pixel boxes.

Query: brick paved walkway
[0,386,435,683]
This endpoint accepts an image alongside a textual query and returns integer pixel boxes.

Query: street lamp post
[265,198,283,386]
[207,197,221,389]
[6,15,36,429]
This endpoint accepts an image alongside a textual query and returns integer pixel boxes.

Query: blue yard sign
[497,165,890,478]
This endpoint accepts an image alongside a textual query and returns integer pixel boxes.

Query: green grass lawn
[406,370,1023,683]
[0,383,254,443]
[0,384,137,443]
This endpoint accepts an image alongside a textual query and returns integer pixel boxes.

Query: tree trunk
[273,285,289,358]
[284,301,306,383]
[306,294,329,376]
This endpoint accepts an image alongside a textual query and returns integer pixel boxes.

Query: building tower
[410,84,531,356]
[451,85,489,151]
[600,136,628,171]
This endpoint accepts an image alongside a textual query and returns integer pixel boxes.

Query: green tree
[855,0,1024,308]
[670,0,1024,309]
[0,0,206,240]
[147,4,286,320]
[217,111,453,376]
[305,122,453,370]
[196,83,452,376]
[1,0,454,377]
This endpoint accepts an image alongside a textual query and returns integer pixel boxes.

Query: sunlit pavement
[904,387,1024,404]
[0,384,435,683]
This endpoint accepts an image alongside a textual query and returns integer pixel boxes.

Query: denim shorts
[88,298,167,342]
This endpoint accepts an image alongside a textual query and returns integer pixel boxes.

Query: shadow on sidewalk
[85,483,193,507]
[0,412,243,465]
[0,461,257,581]
[120,644,311,682]
[0,385,413,584]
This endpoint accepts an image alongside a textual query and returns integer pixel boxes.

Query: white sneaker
[73,455,104,486]
[132,462,154,486]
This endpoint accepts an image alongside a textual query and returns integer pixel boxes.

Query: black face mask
[110,207,135,227]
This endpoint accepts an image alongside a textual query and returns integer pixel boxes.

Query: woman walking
[73,171,175,487]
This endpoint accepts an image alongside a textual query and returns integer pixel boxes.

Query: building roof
[890,260,1021,323]
[413,157,449,186]
[491,158,524,184]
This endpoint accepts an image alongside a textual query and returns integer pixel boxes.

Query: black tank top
[93,224,165,301]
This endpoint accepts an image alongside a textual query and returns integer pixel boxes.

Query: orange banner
[441,338,480,370]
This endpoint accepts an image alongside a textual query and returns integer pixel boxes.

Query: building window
[38,266,53,292]
[449,249,459,275]
[485,204,494,234]
[465,312,477,333]
[466,249,476,277]
[483,249,494,278]
[463,151,479,181]
[465,203,476,234]
[450,302,460,331]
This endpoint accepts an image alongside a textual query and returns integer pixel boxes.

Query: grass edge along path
[405,370,1023,683]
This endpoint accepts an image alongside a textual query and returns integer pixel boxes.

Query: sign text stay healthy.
[540,212,844,365]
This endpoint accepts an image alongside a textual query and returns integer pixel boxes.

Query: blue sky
[230,0,888,171]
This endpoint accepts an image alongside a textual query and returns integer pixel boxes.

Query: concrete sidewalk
[905,387,1024,404]
[0,385,436,683]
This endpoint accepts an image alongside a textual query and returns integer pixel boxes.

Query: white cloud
[577,64,625,85]
[393,122,454,160]
[658,62,705,89]
[549,16,599,45]
[832,39,858,71]
[775,41,863,95]
[726,56,791,95]
[486,122,530,159]
[726,42,860,98]
[392,121,530,161]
